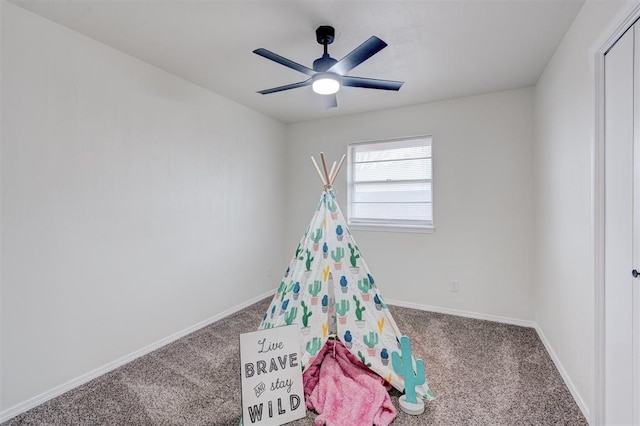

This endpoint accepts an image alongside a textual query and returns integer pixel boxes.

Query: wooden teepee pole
[329,154,347,186]
[320,152,331,186]
[328,161,337,185]
[310,156,327,186]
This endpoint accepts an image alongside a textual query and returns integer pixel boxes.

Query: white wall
[286,88,535,322]
[0,2,287,413]
[533,0,628,420]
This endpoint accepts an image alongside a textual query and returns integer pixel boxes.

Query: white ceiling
[10,0,584,124]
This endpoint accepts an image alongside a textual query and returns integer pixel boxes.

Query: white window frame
[347,135,434,234]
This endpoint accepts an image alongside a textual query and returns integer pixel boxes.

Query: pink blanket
[303,339,396,426]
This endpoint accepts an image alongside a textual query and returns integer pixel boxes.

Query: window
[347,136,433,232]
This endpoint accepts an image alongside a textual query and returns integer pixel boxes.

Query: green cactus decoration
[352,295,365,320]
[331,247,344,263]
[309,280,322,297]
[301,301,312,327]
[357,351,372,367]
[363,331,379,348]
[281,280,295,299]
[277,281,286,295]
[392,335,426,404]
[295,243,303,259]
[305,250,314,271]
[311,228,323,244]
[348,243,360,268]
[328,199,337,213]
[336,299,350,316]
[264,323,274,329]
[306,337,322,356]
[358,278,371,294]
[284,306,298,325]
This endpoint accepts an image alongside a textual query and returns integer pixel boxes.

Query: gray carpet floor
[2,297,587,425]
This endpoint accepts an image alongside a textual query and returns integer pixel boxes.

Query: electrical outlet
[450,280,459,292]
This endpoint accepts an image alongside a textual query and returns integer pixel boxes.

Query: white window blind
[347,136,433,231]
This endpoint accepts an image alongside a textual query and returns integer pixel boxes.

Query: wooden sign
[240,325,306,425]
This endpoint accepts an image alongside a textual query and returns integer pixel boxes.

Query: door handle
[633,269,640,278]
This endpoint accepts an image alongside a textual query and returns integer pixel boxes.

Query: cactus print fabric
[259,190,434,401]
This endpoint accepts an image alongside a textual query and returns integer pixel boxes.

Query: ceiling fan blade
[323,94,338,109]
[253,48,315,76]
[257,79,312,95]
[341,76,403,91]
[328,36,387,75]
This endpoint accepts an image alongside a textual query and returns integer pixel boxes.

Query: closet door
[634,22,640,426]
[604,22,634,425]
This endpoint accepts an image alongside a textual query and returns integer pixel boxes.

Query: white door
[634,24,640,426]
[604,22,638,425]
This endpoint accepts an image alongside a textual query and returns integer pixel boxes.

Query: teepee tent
[259,153,434,401]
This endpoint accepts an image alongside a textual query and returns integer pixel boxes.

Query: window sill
[348,223,435,234]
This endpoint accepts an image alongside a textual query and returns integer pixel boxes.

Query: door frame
[595,3,640,425]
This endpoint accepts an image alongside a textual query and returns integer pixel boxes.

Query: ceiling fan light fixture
[312,73,340,95]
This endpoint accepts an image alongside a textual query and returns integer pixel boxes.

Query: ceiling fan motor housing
[313,54,337,72]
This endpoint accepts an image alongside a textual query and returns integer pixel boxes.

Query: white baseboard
[0,290,274,423]
[534,324,589,422]
[386,299,536,328]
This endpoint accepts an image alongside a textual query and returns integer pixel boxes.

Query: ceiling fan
[253,26,404,108]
